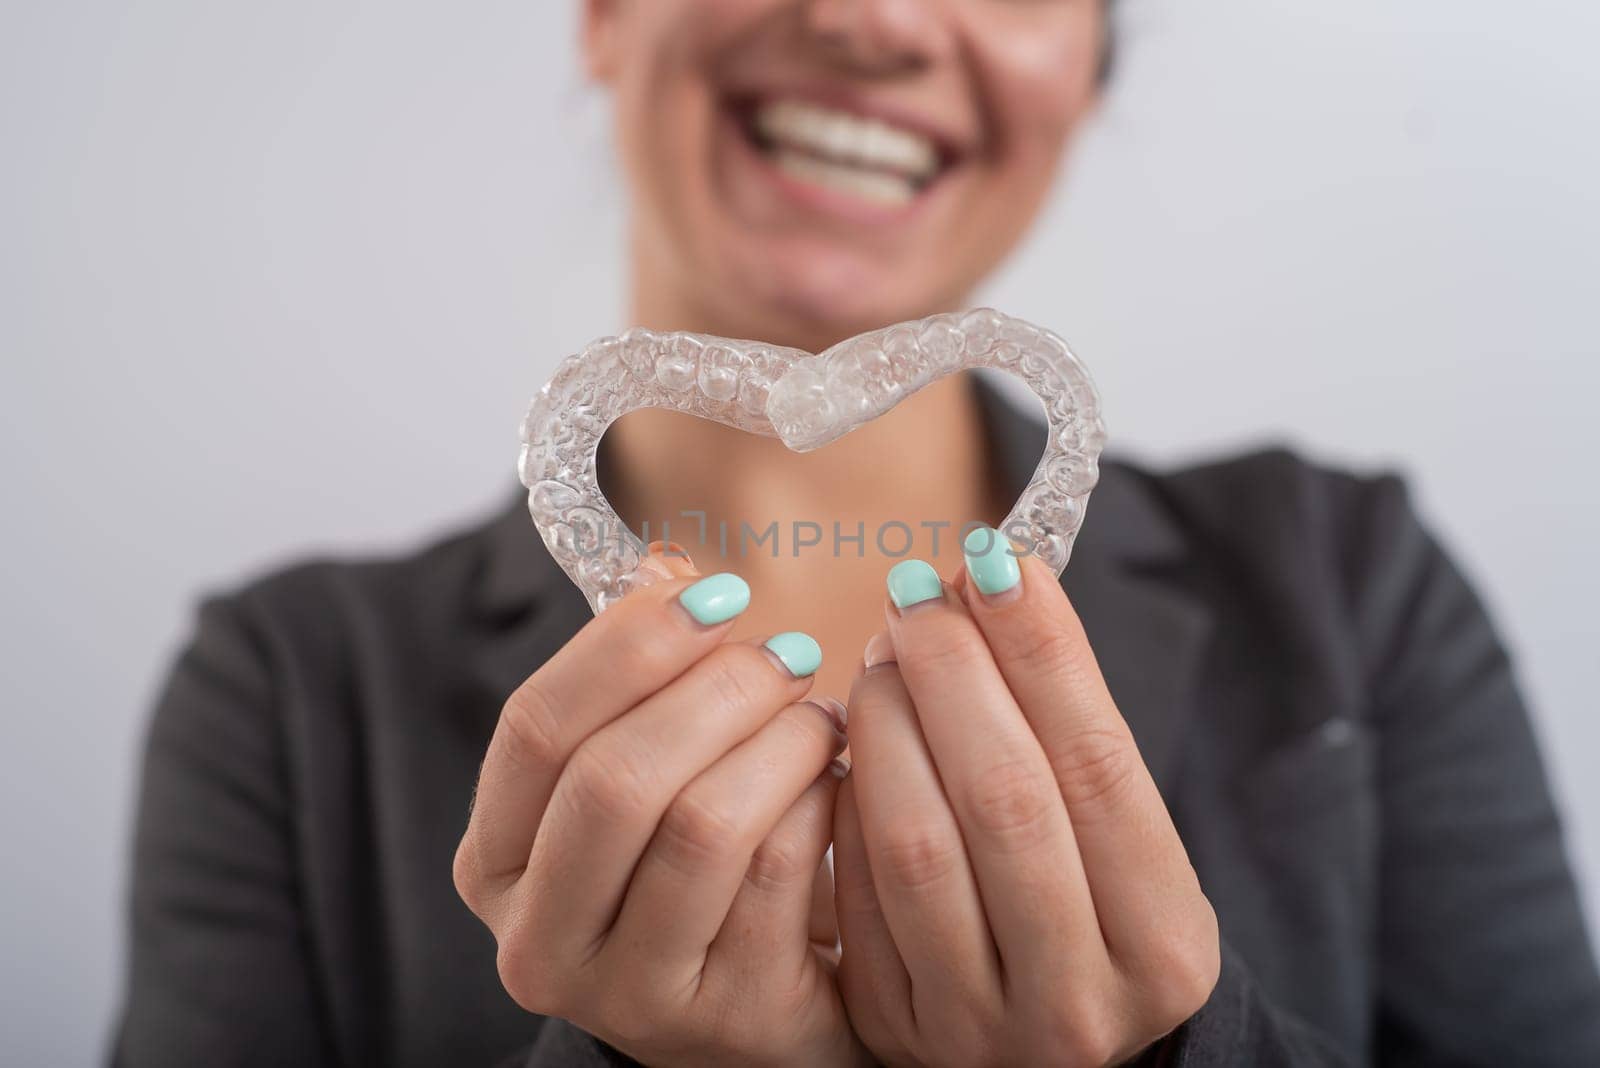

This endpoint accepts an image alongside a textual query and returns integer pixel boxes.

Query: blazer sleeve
[110,595,334,1066]
[109,596,637,1068]
[1147,471,1600,1066]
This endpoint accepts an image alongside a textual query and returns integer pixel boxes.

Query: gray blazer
[112,384,1600,1066]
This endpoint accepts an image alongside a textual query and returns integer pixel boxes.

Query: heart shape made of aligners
[519,308,1106,614]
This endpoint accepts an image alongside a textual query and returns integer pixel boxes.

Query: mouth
[730,94,957,214]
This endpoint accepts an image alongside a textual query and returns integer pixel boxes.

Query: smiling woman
[590,0,1104,346]
[108,2,1600,1067]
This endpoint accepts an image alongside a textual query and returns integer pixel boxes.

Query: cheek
[607,1,772,206]
[608,2,715,130]
[970,18,1101,180]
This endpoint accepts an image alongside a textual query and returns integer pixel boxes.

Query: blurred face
[585,0,1105,347]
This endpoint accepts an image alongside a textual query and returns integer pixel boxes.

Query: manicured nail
[808,697,848,734]
[678,573,750,625]
[862,631,896,671]
[963,526,1021,597]
[764,631,823,678]
[886,559,944,610]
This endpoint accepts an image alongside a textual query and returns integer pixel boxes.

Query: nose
[802,0,952,75]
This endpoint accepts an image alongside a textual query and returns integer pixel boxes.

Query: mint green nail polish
[963,526,1021,596]
[678,573,750,625]
[887,559,943,610]
[764,631,822,678]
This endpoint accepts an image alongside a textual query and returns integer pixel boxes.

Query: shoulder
[1107,444,1415,549]
[150,497,534,791]
[1102,444,1467,669]
[1102,444,1429,587]
[187,497,518,670]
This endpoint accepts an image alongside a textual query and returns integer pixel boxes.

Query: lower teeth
[771,149,916,207]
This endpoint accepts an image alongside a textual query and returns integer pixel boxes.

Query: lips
[736,95,957,210]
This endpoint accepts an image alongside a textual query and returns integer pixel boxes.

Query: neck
[611,250,1003,697]
[625,219,958,355]
[605,374,997,552]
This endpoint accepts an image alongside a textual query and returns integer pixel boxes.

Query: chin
[701,235,949,349]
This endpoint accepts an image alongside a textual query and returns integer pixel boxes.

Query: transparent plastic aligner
[519,309,1106,614]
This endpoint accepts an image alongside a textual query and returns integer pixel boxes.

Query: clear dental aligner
[519,309,1106,614]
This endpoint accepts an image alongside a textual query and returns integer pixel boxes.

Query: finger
[957,531,1209,972]
[526,633,821,954]
[712,752,849,984]
[832,774,913,1056]
[461,558,752,886]
[611,695,847,977]
[883,559,1104,983]
[845,652,1002,1019]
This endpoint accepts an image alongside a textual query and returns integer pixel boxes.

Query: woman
[113,2,1600,1066]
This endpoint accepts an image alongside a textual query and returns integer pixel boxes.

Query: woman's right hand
[453,551,867,1068]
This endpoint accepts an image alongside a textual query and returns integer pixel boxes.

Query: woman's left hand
[832,538,1220,1068]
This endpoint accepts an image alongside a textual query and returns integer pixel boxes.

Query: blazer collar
[475,376,1211,796]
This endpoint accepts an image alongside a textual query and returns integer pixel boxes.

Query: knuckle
[1046,727,1140,820]
[875,825,964,891]
[657,790,747,871]
[499,681,566,772]
[775,701,833,750]
[701,648,772,716]
[744,833,811,894]
[1053,1006,1121,1068]
[1009,622,1084,680]
[1144,905,1222,1029]
[959,757,1061,845]
[451,837,487,911]
[563,740,661,825]
[495,926,559,1016]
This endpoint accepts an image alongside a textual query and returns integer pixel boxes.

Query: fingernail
[826,755,851,780]
[678,573,750,625]
[963,526,1021,597]
[636,554,678,582]
[886,559,943,610]
[808,697,848,734]
[647,540,697,573]
[764,631,823,678]
[862,631,896,671]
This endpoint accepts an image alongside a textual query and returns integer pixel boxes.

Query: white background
[4,1,1598,1063]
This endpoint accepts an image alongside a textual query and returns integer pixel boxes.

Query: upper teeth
[755,99,940,181]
